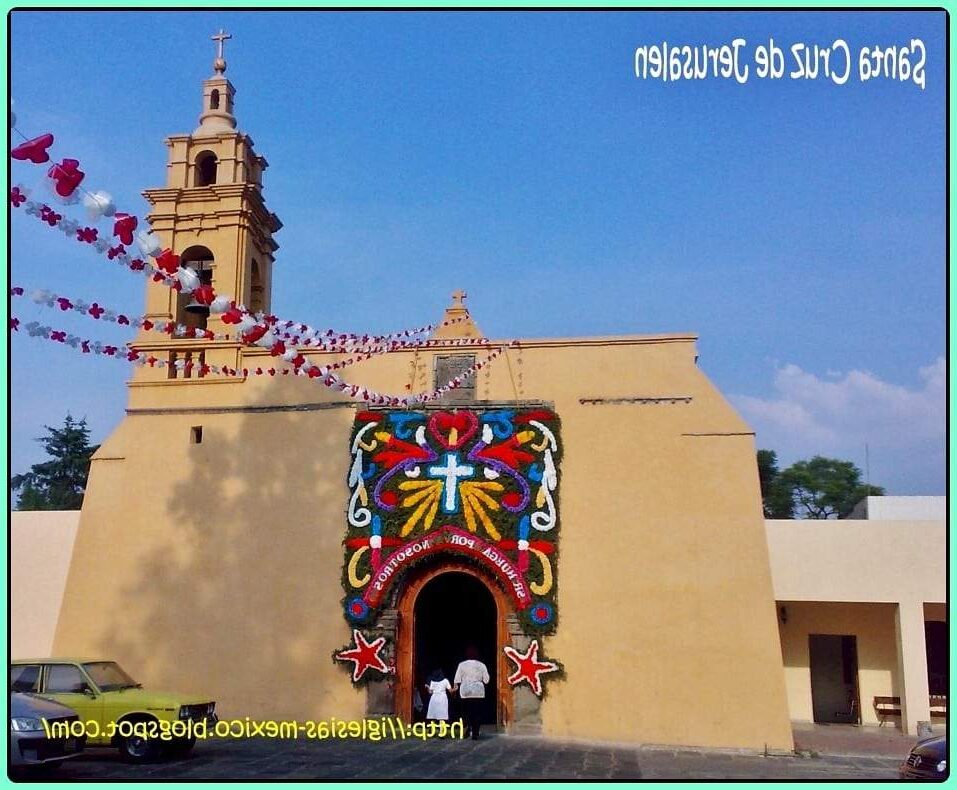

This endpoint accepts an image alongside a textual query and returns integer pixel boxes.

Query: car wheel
[118,722,158,763]
[165,736,196,758]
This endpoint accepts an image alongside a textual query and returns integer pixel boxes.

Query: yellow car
[10,659,216,762]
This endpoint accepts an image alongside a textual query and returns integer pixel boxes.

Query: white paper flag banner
[82,190,115,219]
[10,313,514,406]
[10,120,521,405]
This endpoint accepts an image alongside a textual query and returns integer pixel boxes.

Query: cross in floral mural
[427,452,475,512]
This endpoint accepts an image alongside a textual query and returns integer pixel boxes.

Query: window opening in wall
[195,151,218,187]
[176,247,215,330]
[250,260,265,314]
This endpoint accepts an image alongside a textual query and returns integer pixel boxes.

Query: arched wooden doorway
[395,560,513,728]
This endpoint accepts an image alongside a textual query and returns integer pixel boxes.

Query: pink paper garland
[13,284,500,370]
[12,192,491,355]
[10,122,517,405]
[11,314,514,406]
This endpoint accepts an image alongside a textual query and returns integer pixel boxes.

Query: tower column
[895,601,931,735]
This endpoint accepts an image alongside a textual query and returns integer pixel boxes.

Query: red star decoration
[335,629,391,682]
[503,639,560,697]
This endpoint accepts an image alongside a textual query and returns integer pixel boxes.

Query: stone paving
[27,732,905,781]
[792,721,929,757]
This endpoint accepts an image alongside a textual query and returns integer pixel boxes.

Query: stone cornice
[164,132,257,148]
[127,377,241,390]
[142,188,181,202]
[126,399,352,414]
[143,184,279,229]
[126,334,695,361]
[129,339,243,352]
[143,214,279,256]
[142,185,281,252]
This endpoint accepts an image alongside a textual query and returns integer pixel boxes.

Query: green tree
[779,455,884,519]
[10,415,99,510]
[757,449,795,519]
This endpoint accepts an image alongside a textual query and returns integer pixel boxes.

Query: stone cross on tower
[451,289,468,306]
[211,28,232,74]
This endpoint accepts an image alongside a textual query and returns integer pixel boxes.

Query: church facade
[51,47,795,751]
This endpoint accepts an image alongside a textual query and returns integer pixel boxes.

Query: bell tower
[136,30,281,369]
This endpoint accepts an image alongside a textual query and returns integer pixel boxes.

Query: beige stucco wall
[33,498,947,740]
[52,334,794,751]
[11,510,81,659]
[766,519,945,604]
[53,389,364,723]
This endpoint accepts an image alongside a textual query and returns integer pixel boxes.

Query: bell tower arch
[136,31,282,370]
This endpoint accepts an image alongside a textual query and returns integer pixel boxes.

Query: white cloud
[730,357,945,494]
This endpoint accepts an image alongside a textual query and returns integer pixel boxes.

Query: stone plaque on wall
[434,354,476,404]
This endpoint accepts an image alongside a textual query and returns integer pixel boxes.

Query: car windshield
[82,661,138,691]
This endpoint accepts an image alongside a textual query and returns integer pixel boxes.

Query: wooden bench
[874,696,901,726]
[929,694,947,719]
[873,695,948,725]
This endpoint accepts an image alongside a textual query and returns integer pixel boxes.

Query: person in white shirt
[424,668,452,724]
[453,646,490,740]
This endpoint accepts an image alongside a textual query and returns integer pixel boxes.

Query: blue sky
[10,10,946,495]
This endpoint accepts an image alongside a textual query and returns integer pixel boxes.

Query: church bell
[184,298,211,316]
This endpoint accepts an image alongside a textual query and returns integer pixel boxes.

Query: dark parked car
[900,734,947,780]
[10,692,86,771]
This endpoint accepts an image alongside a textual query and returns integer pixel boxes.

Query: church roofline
[232,332,699,356]
[481,332,698,347]
[128,332,698,359]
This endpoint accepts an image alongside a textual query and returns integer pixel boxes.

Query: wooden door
[395,561,513,728]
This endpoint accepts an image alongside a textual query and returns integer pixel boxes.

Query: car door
[40,663,106,743]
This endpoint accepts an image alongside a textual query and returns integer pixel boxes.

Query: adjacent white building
[768,496,946,734]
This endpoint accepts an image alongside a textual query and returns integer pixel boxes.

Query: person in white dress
[424,669,452,723]
[453,646,490,740]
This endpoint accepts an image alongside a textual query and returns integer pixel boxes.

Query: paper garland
[12,189,496,354]
[12,285,492,353]
[11,124,517,405]
[9,123,490,351]
[13,287,224,340]
[12,284,513,403]
[11,194,514,402]
[11,313,514,405]
[14,189,182,291]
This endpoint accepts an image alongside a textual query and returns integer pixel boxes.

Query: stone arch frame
[180,244,215,269]
[359,528,535,615]
[194,150,218,187]
[392,558,515,728]
[175,245,215,329]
